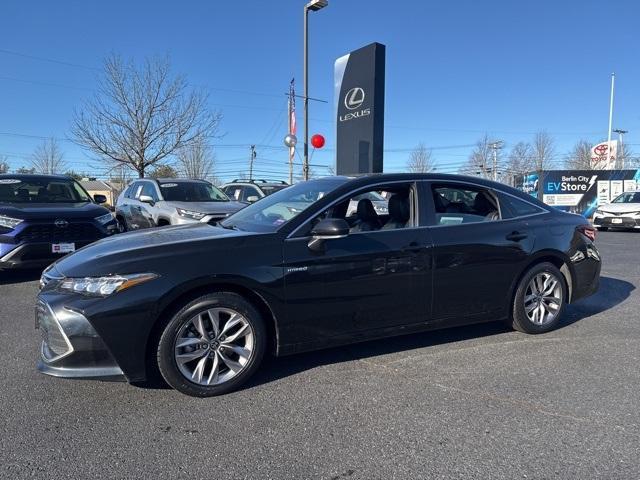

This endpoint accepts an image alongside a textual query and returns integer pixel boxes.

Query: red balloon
[311,134,325,149]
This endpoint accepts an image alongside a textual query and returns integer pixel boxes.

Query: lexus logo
[344,87,365,110]
[54,219,69,228]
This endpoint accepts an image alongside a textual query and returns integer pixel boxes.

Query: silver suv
[220,179,289,203]
[115,178,246,231]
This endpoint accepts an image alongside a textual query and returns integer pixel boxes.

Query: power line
[0,48,100,71]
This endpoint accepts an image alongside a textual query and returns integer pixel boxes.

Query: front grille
[36,300,73,362]
[17,222,102,243]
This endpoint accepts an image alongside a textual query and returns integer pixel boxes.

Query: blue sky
[1,0,639,181]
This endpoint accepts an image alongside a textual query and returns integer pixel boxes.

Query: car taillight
[577,224,596,242]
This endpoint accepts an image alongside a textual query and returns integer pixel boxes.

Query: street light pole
[488,141,503,181]
[303,0,328,181]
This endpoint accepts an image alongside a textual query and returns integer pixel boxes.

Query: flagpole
[607,72,615,168]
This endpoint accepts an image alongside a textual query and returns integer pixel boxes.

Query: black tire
[157,292,266,397]
[510,262,567,334]
[596,227,608,231]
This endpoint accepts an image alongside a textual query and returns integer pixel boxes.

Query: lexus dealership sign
[334,42,385,175]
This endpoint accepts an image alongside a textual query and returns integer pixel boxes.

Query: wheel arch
[510,251,575,307]
[144,280,280,380]
[156,217,171,226]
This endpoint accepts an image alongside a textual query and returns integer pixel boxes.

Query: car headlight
[0,215,23,229]
[177,208,205,220]
[95,213,114,225]
[57,273,158,296]
[595,209,606,216]
[625,211,640,216]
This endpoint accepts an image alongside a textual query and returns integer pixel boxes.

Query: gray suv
[115,178,246,231]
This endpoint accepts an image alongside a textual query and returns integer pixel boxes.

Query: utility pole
[613,128,628,169]
[488,141,503,181]
[249,145,256,181]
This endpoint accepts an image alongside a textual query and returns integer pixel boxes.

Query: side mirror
[308,218,349,252]
[93,194,107,204]
[139,195,155,205]
[246,195,259,203]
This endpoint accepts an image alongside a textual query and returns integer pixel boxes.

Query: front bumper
[0,241,96,270]
[35,296,125,381]
[593,215,640,229]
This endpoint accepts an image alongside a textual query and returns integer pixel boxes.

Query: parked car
[115,178,246,231]
[36,173,601,397]
[592,191,640,231]
[0,174,117,270]
[220,179,289,203]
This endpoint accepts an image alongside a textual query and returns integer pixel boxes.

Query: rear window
[158,181,229,202]
[0,177,91,203]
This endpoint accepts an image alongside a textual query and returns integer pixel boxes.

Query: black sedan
[36,174,601,397]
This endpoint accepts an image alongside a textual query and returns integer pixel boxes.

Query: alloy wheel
[173,307,254,386]
[524,272,563,325]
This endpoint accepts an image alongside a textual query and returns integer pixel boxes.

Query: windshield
[260,185,288,196]
[220,177,348,233]
[159,181,229,202]
[612,192,640,204]
[0,177,92,204]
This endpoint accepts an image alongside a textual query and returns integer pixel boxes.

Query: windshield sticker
[160,183,178,188]
[0,179,21,184]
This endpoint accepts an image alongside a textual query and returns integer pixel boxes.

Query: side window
[499,193,544,219]
[228,186,244,201]
[431,183,500,225]
[243,186,260,201]
[305,183,414,235]
[132,183,144,200]
[140,182,158,201]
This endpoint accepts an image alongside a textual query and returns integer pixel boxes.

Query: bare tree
[532,131,555,171]
[564,140,592,169]
[459,134,493,178]
[406,143,435,173]
[72,54,221,178]
[506,142,533,176]
[0,155,9,174]
[31,138,66,174]
[177,137,215,180]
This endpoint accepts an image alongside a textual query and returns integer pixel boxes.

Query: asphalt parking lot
[0,231,638,479]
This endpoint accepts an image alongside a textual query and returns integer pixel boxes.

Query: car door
[425,181,535,323]
[282,182,433,345]
[137,182,159,227]
[124,182,144,229]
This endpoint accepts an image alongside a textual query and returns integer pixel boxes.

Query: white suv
[220,179,289,203]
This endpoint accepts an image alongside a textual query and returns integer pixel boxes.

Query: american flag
[288,78,296,135]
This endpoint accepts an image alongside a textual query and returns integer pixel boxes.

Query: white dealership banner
[597,180,611,204]
[591,141,618,170]
[624,180,637,192]
[610,180,623,198]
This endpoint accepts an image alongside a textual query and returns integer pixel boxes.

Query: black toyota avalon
[0,174,118,270]
[36,173,601,397]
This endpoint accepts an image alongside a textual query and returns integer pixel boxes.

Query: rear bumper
[35,297,125,381]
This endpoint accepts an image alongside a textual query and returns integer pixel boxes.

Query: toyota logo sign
[344,87,365,110]
[593,144,608,156]
[54,219,69,228]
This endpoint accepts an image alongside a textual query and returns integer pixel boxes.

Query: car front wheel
[157,292,266,397]
[510,262,567,334]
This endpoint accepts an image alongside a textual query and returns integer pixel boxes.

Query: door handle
[506,231,528,242]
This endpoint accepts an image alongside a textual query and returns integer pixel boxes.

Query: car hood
[168,200,246,215]
[51,222,251,277]
[598,203,640,213]
[0,202,109,220]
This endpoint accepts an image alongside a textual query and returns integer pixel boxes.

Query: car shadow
[245,276,634,391]
[0,269,42,285]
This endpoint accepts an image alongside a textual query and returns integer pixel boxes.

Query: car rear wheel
[157,292,266,397]
[510,262,567,334]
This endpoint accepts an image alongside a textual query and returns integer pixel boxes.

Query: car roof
[0,173,72,181]
[147,178,210,184]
